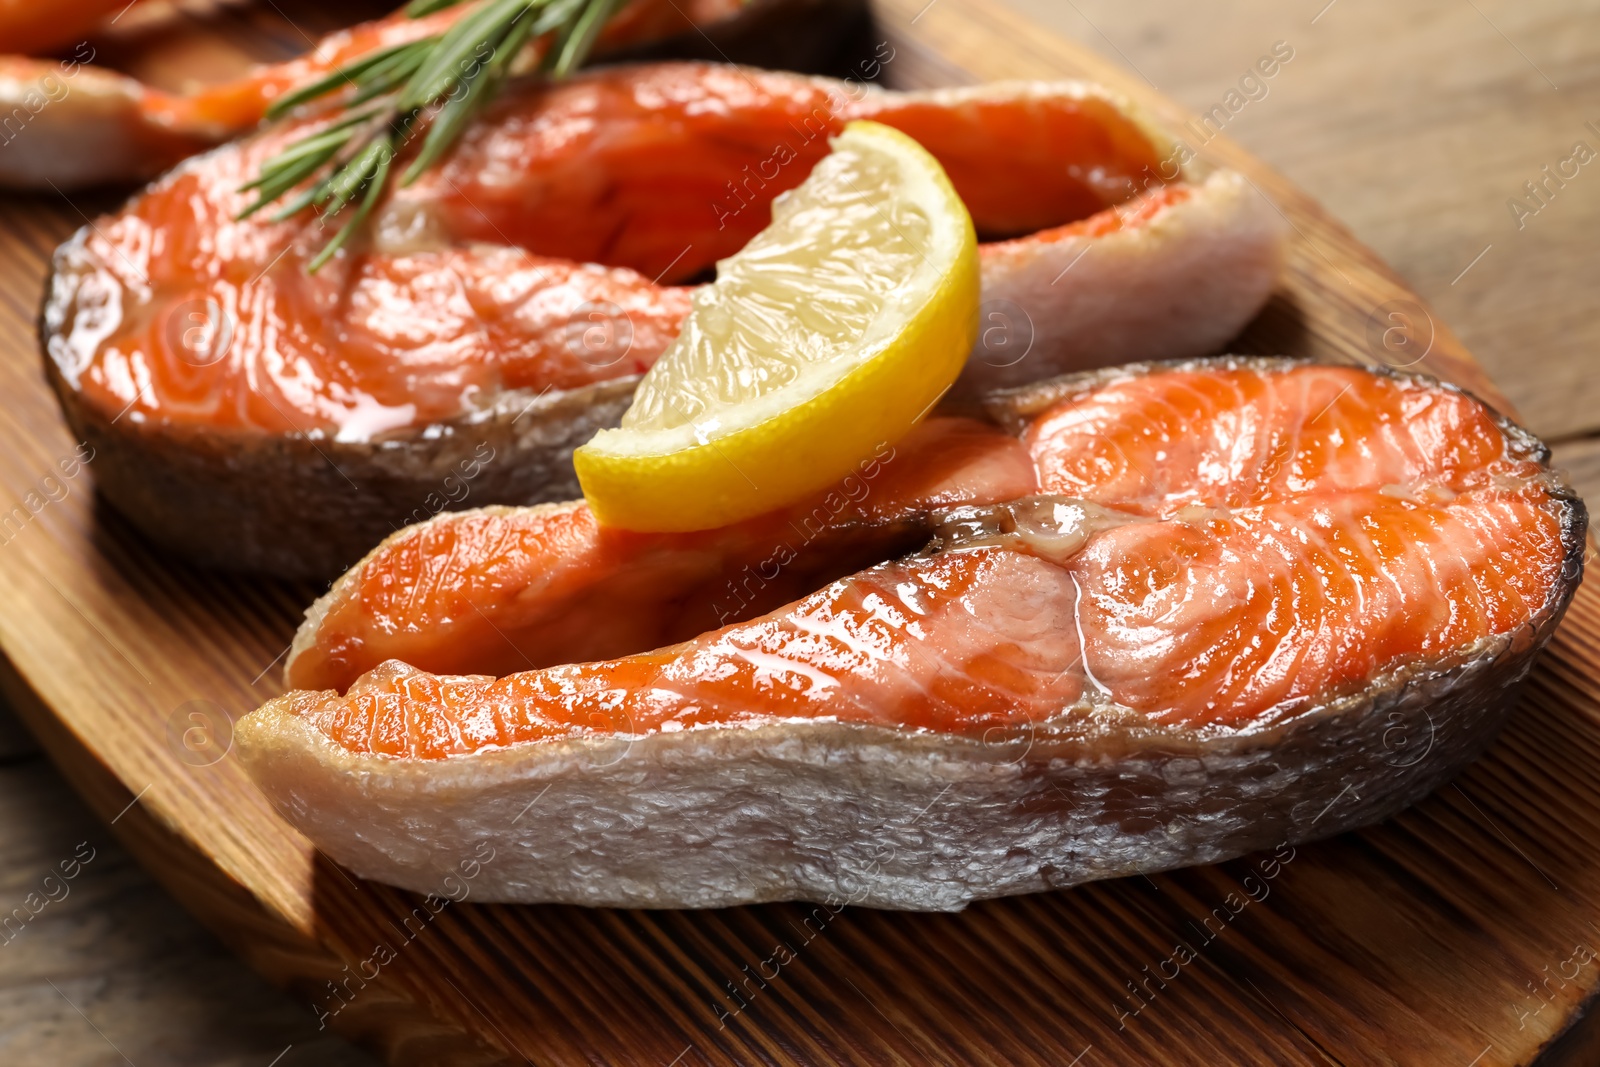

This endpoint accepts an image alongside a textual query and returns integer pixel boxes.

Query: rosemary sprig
[241,0,623,271]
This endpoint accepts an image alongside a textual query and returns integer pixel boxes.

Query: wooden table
[0,0,1595,1063]
[1004,0,1600,499]
[0,701,376,1065]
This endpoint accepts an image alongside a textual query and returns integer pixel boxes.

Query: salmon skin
[43,62,1285,578]
[238,359,1586,910]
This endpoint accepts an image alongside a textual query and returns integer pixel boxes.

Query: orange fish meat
[239,360,1585,909]
[44,62,1284,577]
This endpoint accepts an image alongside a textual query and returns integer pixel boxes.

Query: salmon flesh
[42,62,1284,577]
[238,359,1586,909]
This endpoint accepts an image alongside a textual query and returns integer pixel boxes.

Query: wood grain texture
[997,0,1600,448]
[0,702,376,1066]
[0,2,1595,1065]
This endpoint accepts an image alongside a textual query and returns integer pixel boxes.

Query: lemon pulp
[576,120,979,532]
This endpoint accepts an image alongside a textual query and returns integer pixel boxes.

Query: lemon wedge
[574,120,979,532]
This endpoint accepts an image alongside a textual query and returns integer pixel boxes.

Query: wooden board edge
[0,651,515,1066]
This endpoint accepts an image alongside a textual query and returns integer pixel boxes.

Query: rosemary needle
[240,0,621,271]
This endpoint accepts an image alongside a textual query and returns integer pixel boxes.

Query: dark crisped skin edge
[37,226,642,580]
[235,357,1588,909]
[43,358,639,582]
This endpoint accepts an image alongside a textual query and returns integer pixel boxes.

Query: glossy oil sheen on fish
[278,361,1580,754]
[240,358,1583,909]
[45,65,1189,439]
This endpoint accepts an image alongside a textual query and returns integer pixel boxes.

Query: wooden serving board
[1,1,1596,1063]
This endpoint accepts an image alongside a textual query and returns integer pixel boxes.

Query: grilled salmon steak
[238,359,1586,909]
[43,62,1284,577]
